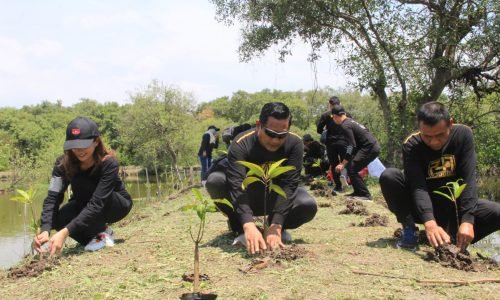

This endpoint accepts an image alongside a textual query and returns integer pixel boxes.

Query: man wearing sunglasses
[206,102,317,254]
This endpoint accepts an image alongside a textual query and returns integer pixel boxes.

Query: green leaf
[192,188,204,202]
[269,165,295,179]
[213,198,234,210]
[454,183,467,200]
[196,205,205,220]
[180,204,197,212]
[432,190,452,201]
[237,160,265,178]
[16,189,30,201]
[269,183,286,198]
[267,158,287,176]
[242,176,261,190]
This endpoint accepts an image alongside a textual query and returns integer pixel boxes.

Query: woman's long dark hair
[60,137,109,179]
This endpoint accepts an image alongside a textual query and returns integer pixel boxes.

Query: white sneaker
[232,233,246,247]
[84,228,115,251]
[282,230,292,243]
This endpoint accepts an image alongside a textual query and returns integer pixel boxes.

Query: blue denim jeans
[199,155,212,181]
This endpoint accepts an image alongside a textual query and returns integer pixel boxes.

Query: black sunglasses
[263,127,289,139]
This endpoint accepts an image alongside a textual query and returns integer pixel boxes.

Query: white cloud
[79,10,144,29]
[28,39,64,58]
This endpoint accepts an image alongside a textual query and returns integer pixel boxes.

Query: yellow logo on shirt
[427,155,456,179]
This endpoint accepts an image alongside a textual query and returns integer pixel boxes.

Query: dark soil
[239,245,307,273]
[182,273,210,282]
[356,214,389,227]
[180,292,217,300]
[340,200,369,216]
[318,202,332,208]
[425,244,500,272]
[7,258,59,279]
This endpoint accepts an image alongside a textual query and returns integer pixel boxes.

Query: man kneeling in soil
[206,102,317,254]
[380,102,500,251]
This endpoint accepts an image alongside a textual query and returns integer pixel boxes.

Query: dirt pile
[356,214,389,227]
[425,244,500,272]
[340,200,368,216]
[7,258,59,279]
[239,245,307,273]
[182,273,210,282]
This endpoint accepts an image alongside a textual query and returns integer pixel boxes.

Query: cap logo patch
[72,128,80,135]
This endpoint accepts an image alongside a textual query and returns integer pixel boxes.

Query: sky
[0,0,348,108]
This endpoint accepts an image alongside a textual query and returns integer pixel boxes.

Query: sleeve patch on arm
[48,176,64,193]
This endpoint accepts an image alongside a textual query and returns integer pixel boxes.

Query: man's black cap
[64,117,100,150]
[303,134,314,142]
[328,96,340,105]
[331,104,346,116]
[207,125,220,131]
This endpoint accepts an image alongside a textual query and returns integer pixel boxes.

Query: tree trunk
[154,163,161,197]
[193,242,200,294]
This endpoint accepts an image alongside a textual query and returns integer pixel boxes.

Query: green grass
[1,184,498,299]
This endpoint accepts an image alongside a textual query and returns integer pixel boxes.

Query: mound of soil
[182,273,210,282]
[180,292,217,300]
[8,258,59,279]
[239,245,307,273]
[357,214,389,227]
[340,200,369,216]
[318,202,332,208]
[425,244,500,272]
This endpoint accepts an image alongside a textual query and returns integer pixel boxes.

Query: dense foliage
[0,79,497,192]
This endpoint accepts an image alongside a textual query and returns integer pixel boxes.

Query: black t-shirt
[316,111,345,142]
[40,156,131,234]
[227,129,303,226]
[304,141,325,161]
[339,118,380,161]
[403,124,477,224]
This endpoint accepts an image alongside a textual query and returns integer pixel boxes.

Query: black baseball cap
[64,117,100,150]
[328,96,340,105]
[303,134,313,142]
[331,104,346,116]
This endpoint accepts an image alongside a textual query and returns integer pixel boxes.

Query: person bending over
[34,117,133,255]
[380,102,500,251]
[206,102,317,254]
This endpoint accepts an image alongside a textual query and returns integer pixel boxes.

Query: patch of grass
[1,183,499,299]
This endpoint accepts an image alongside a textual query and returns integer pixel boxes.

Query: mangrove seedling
[432,179,467,242]
[237,158,295,238]
[181,188,233,297]
[10,187,41,257]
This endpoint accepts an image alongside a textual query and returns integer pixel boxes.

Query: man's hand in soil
[266,223,285,250]
[424,220,451,248]
[33,231,49,254]
[49,228,70,256]
[457,222,474,251]
[243,222,266,254]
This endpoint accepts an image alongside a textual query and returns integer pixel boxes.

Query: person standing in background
[198,125,220,186]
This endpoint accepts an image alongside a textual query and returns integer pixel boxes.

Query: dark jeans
[380,168,500,243]
[326,142,343,189]
[54,192,133,245]
[199,155,212,181]
[344,146,379,197]
[206,171,317,234]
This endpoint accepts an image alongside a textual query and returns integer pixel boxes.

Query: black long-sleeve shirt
[197,132,218,157]
[403,124,477,224]
[227,129,303,226]
[40,156,131,234]
[339,118,380,161]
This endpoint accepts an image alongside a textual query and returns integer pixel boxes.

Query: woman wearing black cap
[33,117,133,255]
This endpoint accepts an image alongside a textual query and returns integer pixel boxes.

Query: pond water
[0,179,176,269]
[0,178,498,269]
